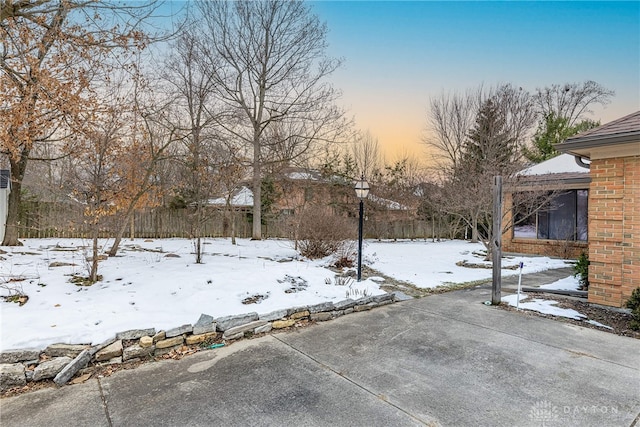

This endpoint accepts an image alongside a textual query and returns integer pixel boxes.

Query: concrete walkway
[1,276,638,427]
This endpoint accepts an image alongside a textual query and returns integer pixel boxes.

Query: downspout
[574,156,590,169]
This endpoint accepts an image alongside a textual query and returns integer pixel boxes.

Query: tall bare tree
[162,28,221,263]
[195,0,346,240]
[0,0,157,245]
[534,80,614,128]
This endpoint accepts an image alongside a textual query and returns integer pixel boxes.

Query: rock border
[0,293,399,393]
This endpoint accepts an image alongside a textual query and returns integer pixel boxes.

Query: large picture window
[513,190,588,241]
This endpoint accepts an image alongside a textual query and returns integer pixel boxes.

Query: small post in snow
[516,261,524,311]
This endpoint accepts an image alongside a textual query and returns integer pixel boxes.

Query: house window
[513,190,588,241]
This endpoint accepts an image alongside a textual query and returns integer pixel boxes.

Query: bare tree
[425,89,477,170]
[351,130,383,179]
[534,81,614,128]
[162,28,221,263]
[106,67,181,257]
[195,0,346,240]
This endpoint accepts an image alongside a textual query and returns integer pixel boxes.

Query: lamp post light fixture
[355,175,370,281]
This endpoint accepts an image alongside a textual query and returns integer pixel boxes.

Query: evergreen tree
[524,113,599,163]
[462,98,517,174]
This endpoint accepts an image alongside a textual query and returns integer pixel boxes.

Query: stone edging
[0,293,403,392]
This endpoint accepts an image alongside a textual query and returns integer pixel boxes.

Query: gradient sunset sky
[161,1,639,161]
[309,1,639,160]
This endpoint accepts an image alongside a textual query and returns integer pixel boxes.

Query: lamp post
[355,175,370,281]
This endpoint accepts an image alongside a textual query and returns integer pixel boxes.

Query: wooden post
[492,176,503,305]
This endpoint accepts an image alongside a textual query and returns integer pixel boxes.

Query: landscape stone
[223,332,244,340]
[54,350,91,385]
[287,306,308,316]
[254,323,273,334]
[393,291,413,301]
[185,332,218,345]
[334,299,357,310]
[25,370,34,382]
[289,310,310,320]
[331,310,344,318]
[354,303,375,312]
[116,328,156,340]
[259,309,288,322]
[272,319,296,329]
[139,336,153,348]
[94,340,123,362]
[154,345,182,357]
[378,300,393,307]
[310,312,332,322]
[90,337,117,356]
[152,331,166,343]
[357,296,375,305]
[33,357,72,381]
[0,349,40,364]
[344,308,354,315]
[373,293,394,303]
[165,324,193,338]
[308,302,335,314]
[0,364,26,391]
[222,320,267,339]
[44,343,90,358]
[155,336,184,349]
[123,344,154,361]
[193,314,216,335]
[215,312,259,332]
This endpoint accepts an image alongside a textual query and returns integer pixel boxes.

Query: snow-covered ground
[1,238,572,351]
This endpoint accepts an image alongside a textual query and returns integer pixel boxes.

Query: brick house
[555,111,640,307]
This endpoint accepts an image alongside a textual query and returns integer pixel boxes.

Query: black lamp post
[354,175,370,281]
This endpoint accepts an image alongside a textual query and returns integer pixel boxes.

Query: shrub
[625,288,640,331]
[574,252,589,291]
[296,208,355,259]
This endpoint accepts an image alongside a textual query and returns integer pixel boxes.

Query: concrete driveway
[2,285,639,427]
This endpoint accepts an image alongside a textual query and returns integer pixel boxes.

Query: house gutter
[555,130,640,170]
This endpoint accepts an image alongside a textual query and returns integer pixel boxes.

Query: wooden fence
[15,202,439,241]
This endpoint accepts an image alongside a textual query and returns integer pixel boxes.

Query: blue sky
[309,1,639,158]
[156,1,639,160]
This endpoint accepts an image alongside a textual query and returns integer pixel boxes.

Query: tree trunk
[90,219,99,283]
[108,205,136,257]
[251,140,262,240]
[471,215,479,243]
[231,210,236,245]
[2,154,29,246]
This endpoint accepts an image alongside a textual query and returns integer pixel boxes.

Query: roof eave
[555,131,640,158]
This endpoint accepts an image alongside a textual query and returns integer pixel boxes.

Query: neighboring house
[0,170,10,243]
[503,154,590,259]
[555,111,640,308]
[207,186,254,211]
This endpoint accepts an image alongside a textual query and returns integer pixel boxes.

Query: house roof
[513,154,590,189]
[518,154,589,177]
[556,110,640,159]
[0,170,9,189]
[207,186,254,207]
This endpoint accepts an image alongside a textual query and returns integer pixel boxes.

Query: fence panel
[16,203,433,241]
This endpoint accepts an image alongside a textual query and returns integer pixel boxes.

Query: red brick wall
[588,156,640,307]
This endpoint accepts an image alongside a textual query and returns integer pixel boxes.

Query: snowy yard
[1,238,571,352]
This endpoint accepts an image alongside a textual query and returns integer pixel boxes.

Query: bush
[574,252,589,291]
[296,208,355,259]
[625,288,640,331]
